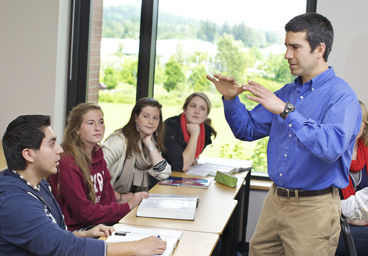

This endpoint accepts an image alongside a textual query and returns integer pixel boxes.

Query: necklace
[12,170,40,192]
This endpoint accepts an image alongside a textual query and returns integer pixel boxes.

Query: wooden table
[0,141,7,172]
[172,231,219,256]
[152,170,251,254]
[119,198,238,235]
[120,170,250,256]
[101,224,220,256]
[150,171,249,201]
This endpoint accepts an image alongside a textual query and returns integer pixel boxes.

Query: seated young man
[0,114,166,256]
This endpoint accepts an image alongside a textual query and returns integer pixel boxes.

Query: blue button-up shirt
[223,67,361,190]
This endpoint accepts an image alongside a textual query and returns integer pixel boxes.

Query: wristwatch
[280,102,295,119]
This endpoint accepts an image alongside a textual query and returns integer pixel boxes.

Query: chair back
[340,215,357,256]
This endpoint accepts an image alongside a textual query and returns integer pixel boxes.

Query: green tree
[262,53,295,84]
[218,142,245,160]
[220,21,231,36]
[215,33,248,82]
[189,64,210,91]
[154,57,165,85]
[121,20,139,39]
[114,43,124,58]
[189,50,209,64]
[197,20,217,43]
[102,5,141,39]
[251,137,269,173]
[163,58,185,92]
[265,30,284,46]
[121,59,138,85]
[175,43,186,64]
[246,47,264,68]
[103,67,118,90]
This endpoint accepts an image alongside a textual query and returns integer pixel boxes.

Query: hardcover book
[136,196,199,220]
[159,176,211,188]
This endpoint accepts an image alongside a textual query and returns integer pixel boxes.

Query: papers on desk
[159,176,211,188]
[106,225,183,256]
[186,157,253,177]
[186,163,223,177]
[137,196,199,220]
[149,193,200,200]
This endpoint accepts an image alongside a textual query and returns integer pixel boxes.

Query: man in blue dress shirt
[207,13,362,255]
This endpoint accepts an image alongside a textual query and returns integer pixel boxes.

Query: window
[91,0,309,173]
[153,0,306,173]
[98,1,142,136]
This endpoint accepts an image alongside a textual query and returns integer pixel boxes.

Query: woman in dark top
[163,92,217,172]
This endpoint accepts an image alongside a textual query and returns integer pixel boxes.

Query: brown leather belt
[276,186,333,198]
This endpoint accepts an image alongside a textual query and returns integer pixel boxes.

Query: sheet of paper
[106,234,176,256]
[106,225,182,256]
[198,157,253,170]
[186,163,218,177]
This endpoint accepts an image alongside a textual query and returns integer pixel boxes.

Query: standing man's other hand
[206,73,246,101]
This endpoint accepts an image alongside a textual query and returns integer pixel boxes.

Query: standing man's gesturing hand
[206,73,246,101]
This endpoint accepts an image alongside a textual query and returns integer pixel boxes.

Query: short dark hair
[285,12,334,61]
[2,115,51,171]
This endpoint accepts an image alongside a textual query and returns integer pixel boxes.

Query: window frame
[67,0,316,179]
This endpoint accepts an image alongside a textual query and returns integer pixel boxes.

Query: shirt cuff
[85,239,106,256]
[153,159,168,172]
[222,95,241,111]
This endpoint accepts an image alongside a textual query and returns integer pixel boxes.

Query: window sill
[250,171,272,191]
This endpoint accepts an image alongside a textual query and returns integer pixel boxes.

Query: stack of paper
[136,196,199,220]
[186,157,253,177]
[159,176,212,188]
[106,225,183,256]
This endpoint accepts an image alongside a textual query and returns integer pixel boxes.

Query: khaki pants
[249,183,341,256]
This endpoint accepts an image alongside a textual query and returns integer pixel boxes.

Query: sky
[103,0,306,33]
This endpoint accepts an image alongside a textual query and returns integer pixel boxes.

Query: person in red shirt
[49,103,149,231]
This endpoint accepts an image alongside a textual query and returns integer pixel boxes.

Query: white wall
[0,0,70,139]
[318,1,368,100]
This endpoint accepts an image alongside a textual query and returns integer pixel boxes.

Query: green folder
[214,171,238,188]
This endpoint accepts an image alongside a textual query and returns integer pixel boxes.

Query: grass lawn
[99,102,257,160]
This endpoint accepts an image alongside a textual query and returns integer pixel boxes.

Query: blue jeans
[336,225,368,256]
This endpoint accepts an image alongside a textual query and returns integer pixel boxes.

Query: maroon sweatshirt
[49,147,130,231]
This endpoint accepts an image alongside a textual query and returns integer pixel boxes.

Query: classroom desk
[121,170,250,256]
[120,198,237,235]
[152,170,251,254]
[100,224,220,256]
[0,141,7,172]
[150,171,248,200]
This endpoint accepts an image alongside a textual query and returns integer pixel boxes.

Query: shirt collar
[295,67,335,92]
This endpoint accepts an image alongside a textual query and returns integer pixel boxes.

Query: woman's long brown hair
[59,103,103,204]
[118,97,165,158]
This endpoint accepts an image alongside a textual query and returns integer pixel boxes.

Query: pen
[237,168,253,173]
[115,231,129,236]
[237,169,247,173]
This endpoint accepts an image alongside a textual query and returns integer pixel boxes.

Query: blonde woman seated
[49,103,149,231]
[162,92,217,172]
[101,98,171,203]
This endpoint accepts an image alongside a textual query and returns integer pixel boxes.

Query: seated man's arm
[341,187,368,223]
[0,193,105,256]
